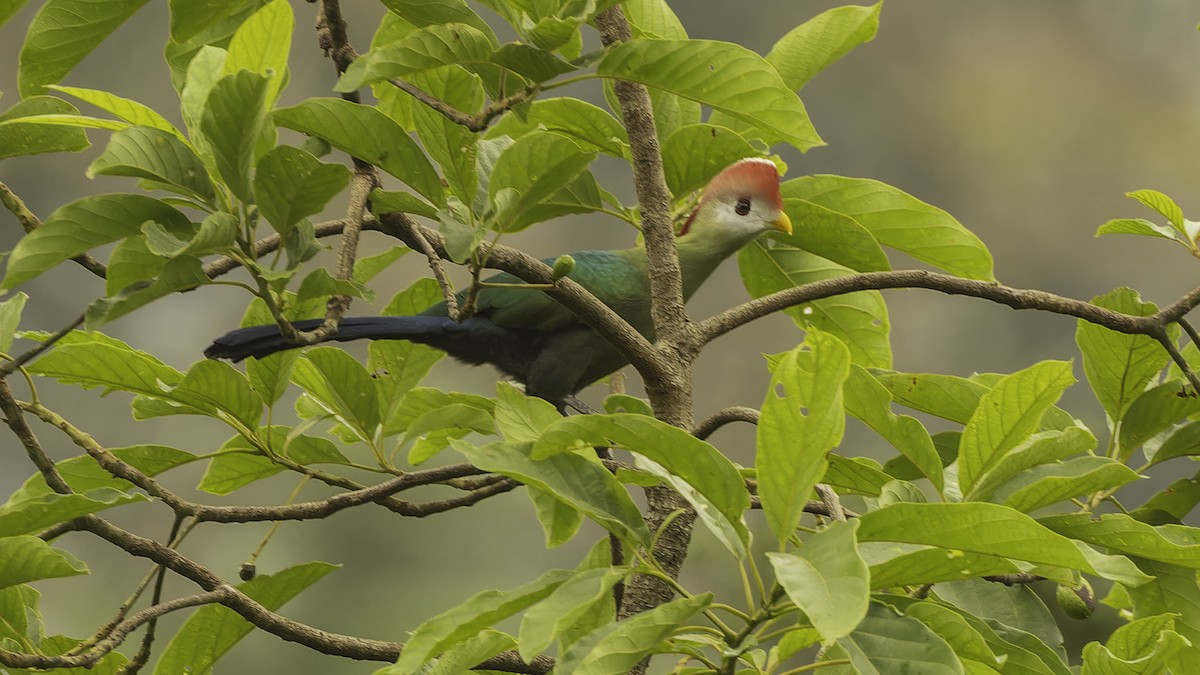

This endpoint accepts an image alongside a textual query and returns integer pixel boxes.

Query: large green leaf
[740,240,891,368]
[862,544,1019,589]
[517,567,626,660]
[857,502,1096,572]
[25,332,183,396]
[1082,613,1189,675]
[845,364,943,491]
[273,98,442,203]
[757,333,850,543]
[597,39,822,151]
[835,602,963,675]
[379,0,499,46]
[454,440,649,546]
[224,0,292,103]
[1076,288,1172,422]
[989,456,1141,513]
[783,175,994,280]
[394,568,573,672]
[967,426,1097,503]
[1118,380,1200,459]
[486,98,628,159]
[291,347,381,444]
[660,124,759,198]
[555,594,713,675]
[48,85,182,137]
[168,0,259,42]
[336,23,495,91]
[534,412,749,554]
[18,0,151,96]
[86,255,211,327]
[12,444,194,501]
[487,131,597,231]
[1038,513,1200,569]
[957,360,1076,497]
[767,2,881,91]
[87,126,213,201]
[0,95,90,159]
[154,562,337,675]
[0,488,144,536]
[780,198,891,273]
[0,537,88,589]
[770,520,870,642]
[253,145,351,234]
[408,66,483,202]
[201,70,270,201]
[198,427,348,495]
[935,578,1066,663]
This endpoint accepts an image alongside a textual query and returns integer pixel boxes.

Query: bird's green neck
[617,226,760,301]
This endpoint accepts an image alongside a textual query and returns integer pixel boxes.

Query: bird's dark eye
[735,198,751,216]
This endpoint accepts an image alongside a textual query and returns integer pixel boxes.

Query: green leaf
[87,126,214,201]
[739,240,891,368]
[369,188,438,219]
[527,486,584,549]
[198,427,348,495]
[1038,513,1200,569]
[1076,288,1172,422]
[453,440,649,546]
[758,333,851,542]
[598,39,822,151]
[533,413,749,550]
[372,281,447,429]
[379,0,499,46]
[486,98,629,158]
[1126,560,1200,653]
[783,175,995,280]
[408,65,482,202]
[1131,471,1200,524]
[168,0,259,42]
[487,131,597,231]
[1148,423,1200,468]
[13,444,194,501]
[495,381,561,443]
[966,426,1097,502]
[274,98,442,203]
[394,568,574,672]
[160,359,262,430]
[871,371,987,424]
[201,70,270,201]
[903,601,1002,668]
[517,567,627,660]
[0,95,89,159]
[935,578,1066,663]
[555,594,713,675]
[85,255,210,327]
[48,85,182,137]
[224,0,292,103]
[489,43,577,82]
[1119,381,1200,458]
[862,544,1019,589]
[823,454,892,496]
[0,537,88,589]
[770,520,870,642]
[836,602,963,675]
[0,293,28,353]
[845,364,943,491]
[155,562,338,675]
[336,23,495,91]
[386,387,493,442]
[660,124,760,199]
[780,198,891,273]
[294,268,373,305]
[1082,613,1189,675]
[1126,189,1186,235]
[25,333,182,397]
[254,145,351,234]
[958,360,1076,497]
[291,347,381,444]
[0,488,144,536]
[143,212,237,259]
[857,502,1098,572]
[767,3,881,91]
[1096,217,1183,243]
[990,456,1141,513]
[18,0,151,96]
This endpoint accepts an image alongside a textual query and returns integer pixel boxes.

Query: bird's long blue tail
[204,316,468,362]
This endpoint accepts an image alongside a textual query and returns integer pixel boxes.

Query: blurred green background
[2,2,1199,672]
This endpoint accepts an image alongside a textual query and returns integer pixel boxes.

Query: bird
[205,158,793,408]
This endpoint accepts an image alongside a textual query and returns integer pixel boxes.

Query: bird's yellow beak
[772,211,793,235]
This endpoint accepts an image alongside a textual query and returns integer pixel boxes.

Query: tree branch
[693,406,760,440]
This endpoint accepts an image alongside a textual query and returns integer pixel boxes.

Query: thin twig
[693,407,760,440]
[0,312,85,377]
[1152,326,1200,393]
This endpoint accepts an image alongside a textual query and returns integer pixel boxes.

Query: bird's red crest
[678,158,783,236]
